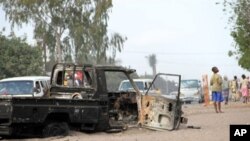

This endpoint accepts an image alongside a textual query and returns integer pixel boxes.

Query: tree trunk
[43,40,47,75]
[153,65,156,77]
[55,30,62,63]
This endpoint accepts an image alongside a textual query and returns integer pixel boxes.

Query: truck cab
[49,64,187,130]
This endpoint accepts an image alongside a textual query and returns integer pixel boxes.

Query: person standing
[247,76,250,102]
[240,74,249,103]
[210,66,223,113]
[230,76,239,102]
[222,75,230,105]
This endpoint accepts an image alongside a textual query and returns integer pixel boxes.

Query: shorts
[212,91,224,102]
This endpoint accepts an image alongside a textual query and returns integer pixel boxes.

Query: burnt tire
[72,93,83,99]
[42,122,69,137]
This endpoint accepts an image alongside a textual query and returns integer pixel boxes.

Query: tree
[146,54,157,76]
[0,0,126,68]
[0,33,43,79]
[222,0,250,71]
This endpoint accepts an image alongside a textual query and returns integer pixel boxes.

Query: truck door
[141,73,187,130]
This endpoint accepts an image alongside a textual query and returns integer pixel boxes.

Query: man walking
[230,76,239,102]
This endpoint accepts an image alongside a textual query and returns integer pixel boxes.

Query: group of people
[229,75,250,103]
[210,66,250,113]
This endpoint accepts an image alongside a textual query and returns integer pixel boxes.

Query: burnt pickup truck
[0,63,187,137]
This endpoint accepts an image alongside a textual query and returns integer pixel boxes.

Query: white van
[118,79,154,94]
[0,76,50,98]
[180,79,203,103]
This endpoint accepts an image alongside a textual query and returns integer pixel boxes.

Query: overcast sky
[0,0,249,80]
[108,0,249,80]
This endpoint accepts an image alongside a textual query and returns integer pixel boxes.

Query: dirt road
[3,102,250,141]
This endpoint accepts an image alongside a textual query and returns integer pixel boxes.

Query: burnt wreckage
[0,63,187,137]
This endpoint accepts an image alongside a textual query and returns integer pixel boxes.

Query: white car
[0,76,50,98]
[118,79,154,94]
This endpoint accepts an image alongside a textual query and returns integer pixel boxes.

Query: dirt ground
[2,101,250,141]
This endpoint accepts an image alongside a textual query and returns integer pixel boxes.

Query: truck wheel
[72,93,83,99]
[43,122,69,137]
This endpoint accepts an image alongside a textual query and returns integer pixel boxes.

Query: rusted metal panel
[140,73,187,130]
[141,95,178,130]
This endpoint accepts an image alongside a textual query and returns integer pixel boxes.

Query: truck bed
[0,98,109,136]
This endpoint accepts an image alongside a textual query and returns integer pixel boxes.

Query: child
[210,66,223,113]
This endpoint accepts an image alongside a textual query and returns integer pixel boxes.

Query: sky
[108,0,249,80]
[0,0,249,80]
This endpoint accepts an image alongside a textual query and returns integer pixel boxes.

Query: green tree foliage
[222,0,250,71]
[0,0,126,68]
[0,33,43,79]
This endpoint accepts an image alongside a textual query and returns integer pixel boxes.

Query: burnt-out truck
[0,63,187,137]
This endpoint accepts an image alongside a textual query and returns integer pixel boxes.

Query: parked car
[180,79,203,103]
[0,76,50,98]
[118,79,155,94]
